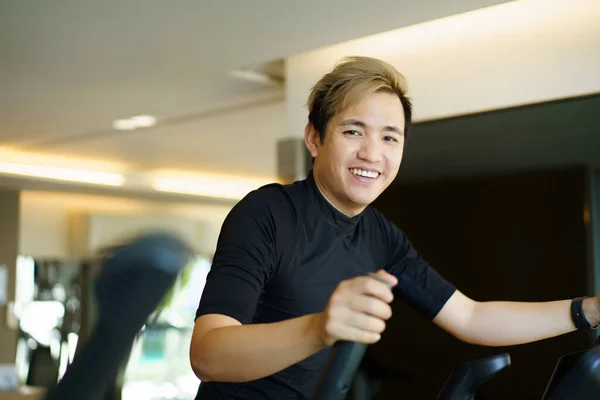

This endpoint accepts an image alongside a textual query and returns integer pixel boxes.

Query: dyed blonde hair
[307,56,412,142]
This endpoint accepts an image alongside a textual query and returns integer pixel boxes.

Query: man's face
[305,91,406,216]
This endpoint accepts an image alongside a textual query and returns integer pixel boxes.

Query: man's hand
[314,269,398,347]
[583,295,600,328]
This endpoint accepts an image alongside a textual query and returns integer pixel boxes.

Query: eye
[344,130,361,136]
[383,135,399,143]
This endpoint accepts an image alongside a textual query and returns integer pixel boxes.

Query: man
[189,56,600,399]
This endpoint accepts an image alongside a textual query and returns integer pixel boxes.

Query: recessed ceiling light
[131,115,157,128]
[112,115,157,131]
[112,119,137,131]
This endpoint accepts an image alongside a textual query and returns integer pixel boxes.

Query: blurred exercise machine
[40,238,599,400]
[43,233,193,400]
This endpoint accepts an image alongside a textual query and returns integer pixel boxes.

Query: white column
[0,188,20,363]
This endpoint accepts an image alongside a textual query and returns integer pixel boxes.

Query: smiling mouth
[349,168,381,179]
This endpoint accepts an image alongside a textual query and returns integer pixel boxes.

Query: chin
[348,194,378,209]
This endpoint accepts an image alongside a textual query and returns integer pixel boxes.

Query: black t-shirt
[194,171,456,399]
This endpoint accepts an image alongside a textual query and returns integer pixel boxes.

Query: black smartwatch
[571,297,595,330]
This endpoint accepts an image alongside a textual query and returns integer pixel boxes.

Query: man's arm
[190,271,397,383]
[190,313,326,382]
[189,186,320,383]
[433,290,600,347]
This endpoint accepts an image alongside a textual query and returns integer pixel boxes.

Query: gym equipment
[43,232,193,400]
[313,273,390,400]
[315,336,600,400]
[16,260,71,389]
[313,342,369,400]
[542,335,600,399]
[312,276,600,400]
[437,353,511,399]
[40,257,599,399]
[25,342,59,390]
[313,341,512,400]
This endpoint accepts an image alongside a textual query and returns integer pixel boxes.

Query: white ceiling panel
[0,0,510,158]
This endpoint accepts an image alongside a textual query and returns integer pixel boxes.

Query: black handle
[544,345,600,400]
[312,273,391,400]
[312,341,368,400]
[543,337,600,400]
[437,353,511,400]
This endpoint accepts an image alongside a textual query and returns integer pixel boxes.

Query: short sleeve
[375,212,456,319]
[195,186,286,324]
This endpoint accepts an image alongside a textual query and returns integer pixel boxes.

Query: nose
[357,136,383,163]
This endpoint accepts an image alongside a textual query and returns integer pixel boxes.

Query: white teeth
[351,168,380,178]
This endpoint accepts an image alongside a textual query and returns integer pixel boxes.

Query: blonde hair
[307,56,412,142]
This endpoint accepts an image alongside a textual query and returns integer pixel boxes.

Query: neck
[312,171,363,217]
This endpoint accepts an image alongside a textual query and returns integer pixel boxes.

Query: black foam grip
[312,273,391,399]
[312,341,368,400]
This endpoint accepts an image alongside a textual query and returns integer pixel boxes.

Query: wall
[590,171,600,299]
[19,191,233,259]
[369,166,593,399]
[0,189,19,363]
[286,1,600,137]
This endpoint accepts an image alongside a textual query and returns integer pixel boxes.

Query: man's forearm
[190,313,327,383]
[462,298,600,347]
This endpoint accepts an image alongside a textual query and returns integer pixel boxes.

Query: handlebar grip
[312,341,368,400]
[312,273,392,400]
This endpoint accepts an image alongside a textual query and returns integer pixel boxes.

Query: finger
[345,311,387,334]
[350,295,393,320]
[335,325,382,345]
[372,269,398,288]
[353,276,394,303]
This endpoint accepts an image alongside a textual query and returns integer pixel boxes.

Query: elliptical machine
[43,238,599,400]
[311,273,600,400]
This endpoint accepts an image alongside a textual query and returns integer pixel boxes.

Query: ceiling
[1,0,598,202]
[0,0,511,180]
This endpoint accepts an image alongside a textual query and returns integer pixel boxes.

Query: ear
[304,123,320,158]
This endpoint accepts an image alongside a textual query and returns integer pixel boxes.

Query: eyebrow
[339,118,403,135]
